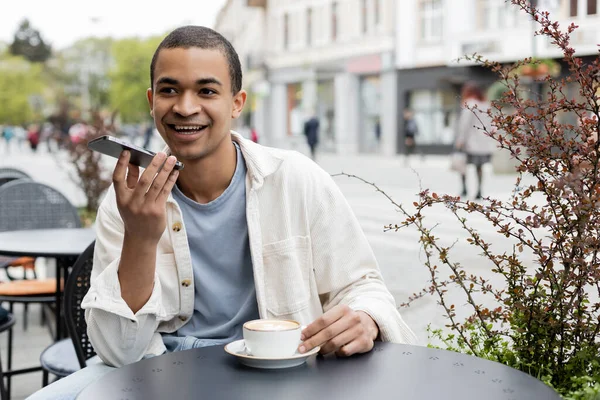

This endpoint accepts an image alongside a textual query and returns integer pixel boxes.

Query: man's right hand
[113,150,179,244]
[112,150,179,314]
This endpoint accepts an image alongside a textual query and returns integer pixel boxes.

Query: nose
[172,91,202,117]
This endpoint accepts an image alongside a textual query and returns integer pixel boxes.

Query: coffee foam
[244,319,299,331]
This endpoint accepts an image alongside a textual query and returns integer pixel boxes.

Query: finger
[319,324,364,355]
[130,152,167,204]
[301,304,348,341]
[147,156,177,201]
[126,164,140,189]
[112,150,131,194]
[334,336,374,358]
[156,168,179,204]
[299,310,356,354]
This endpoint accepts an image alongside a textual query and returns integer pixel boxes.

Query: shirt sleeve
[81,186,168,367]
[307,167,417,344]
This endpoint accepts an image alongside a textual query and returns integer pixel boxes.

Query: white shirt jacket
[82,132,417,367]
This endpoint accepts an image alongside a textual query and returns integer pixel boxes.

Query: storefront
[396,64,497,154]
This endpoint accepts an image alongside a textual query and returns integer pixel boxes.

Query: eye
[159,87,177,94]
[199,88,216,96]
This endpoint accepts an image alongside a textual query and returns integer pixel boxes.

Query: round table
[77,342,559,400]
[0,227,96,340]
[0,228,96,258]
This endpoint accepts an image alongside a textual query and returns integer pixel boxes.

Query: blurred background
[0,1,598,161]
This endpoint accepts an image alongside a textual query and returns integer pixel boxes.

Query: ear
[231,90,247,119]
[146,88,154,116]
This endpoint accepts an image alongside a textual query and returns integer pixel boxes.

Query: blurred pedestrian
[403,109,419,166]
[14,125,27,149]
[27,124,40,152]
[143,123,154,149]
[69,122,88,145]
[41,122,55,153]
[250,127,259,143]
[374,118,381,151]
[454,82,497,199]
[2,125,14,154]
[303,112,320,160]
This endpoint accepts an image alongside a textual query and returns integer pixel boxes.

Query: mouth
[167,124,209,135]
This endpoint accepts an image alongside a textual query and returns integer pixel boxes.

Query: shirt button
[181,279,191,287]
[179,316,187,322]
[172,222,182,232]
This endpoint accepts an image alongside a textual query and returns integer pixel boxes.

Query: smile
[168,124,209,134]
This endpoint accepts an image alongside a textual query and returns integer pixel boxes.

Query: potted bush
[516,57,561,79]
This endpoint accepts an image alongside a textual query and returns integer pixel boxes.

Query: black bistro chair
[40,241,96,385]
[0,168,34,279]
[0,180,82,396]
[0,310,15,400]
[0,168,30,188]
[0,167,30,177]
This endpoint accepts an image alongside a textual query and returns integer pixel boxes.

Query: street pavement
[0,137,532,398]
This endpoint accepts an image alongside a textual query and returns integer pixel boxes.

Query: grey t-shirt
[163,143,259,351]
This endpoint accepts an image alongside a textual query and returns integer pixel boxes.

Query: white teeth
[174,125,202,130]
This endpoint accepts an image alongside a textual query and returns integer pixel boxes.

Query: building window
[409,89,457,145]
[570,0,578,16]
[570,0,598,16]
[307,8,312,45]
[284,13,289,49]
[479,0,518,30]
[420,0,443,42]
[332,2,338,41]
[362,0,368,33]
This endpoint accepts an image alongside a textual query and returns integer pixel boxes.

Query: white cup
[242,319,302,358]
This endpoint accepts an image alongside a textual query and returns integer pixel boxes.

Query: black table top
[0,228,95,257]
[77,342,559,400]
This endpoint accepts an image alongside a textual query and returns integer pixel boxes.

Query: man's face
[147,47,246,161]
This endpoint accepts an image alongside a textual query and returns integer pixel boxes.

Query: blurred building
[217,0,398,155]
[396,0,598,155]
[214,0,268,139]
[216,0,600,155]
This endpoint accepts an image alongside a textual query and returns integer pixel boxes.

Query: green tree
[9,19,52,63]
[56,37,113,112]
[109,36,162,123]
[0,55,47,124]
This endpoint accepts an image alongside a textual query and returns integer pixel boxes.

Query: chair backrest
[0,180,81,232]
[64,241,96,367]
[0,169,30,187]
[0,174,23,187]
[0,167,30,179]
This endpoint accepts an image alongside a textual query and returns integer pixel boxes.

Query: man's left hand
[298,305,379,357]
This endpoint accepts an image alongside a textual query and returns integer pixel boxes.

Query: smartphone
[87,135,184,170]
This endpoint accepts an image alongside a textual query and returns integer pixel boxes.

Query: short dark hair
[150,26,242,95]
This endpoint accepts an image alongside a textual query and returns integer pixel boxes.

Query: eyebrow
[156,77,223,87]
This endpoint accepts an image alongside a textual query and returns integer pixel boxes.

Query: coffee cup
[242,319,302,358]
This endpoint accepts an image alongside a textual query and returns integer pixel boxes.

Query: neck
[175,137,237,204]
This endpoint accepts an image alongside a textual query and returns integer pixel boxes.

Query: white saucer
[224,339,320,369]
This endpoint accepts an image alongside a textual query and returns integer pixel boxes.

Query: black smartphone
[87,135,184,170]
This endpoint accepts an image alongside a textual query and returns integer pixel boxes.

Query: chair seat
[0,313,15,332]
[40,339,81,377]
[0,278,62,296]
[0,255,35,269]
[40,339,101,377]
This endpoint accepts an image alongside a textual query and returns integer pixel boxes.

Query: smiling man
[28,26,415,400]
